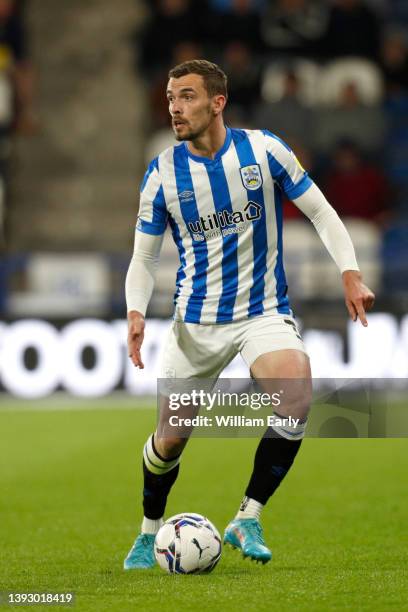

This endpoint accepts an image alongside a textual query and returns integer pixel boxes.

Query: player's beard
[174,126,200,142]
[173,106,212,142]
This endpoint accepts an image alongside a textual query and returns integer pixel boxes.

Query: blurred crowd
[134,0,408,289]
[0,0,33,248]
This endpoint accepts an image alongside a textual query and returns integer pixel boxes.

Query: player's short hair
[168,60,228,99]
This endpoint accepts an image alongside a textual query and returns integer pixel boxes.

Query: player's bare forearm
[342,270,375,327]
[127,310,145,368]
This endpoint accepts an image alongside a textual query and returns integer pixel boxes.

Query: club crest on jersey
[240,164,263,191]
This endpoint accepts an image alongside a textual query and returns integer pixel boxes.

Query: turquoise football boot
[123,533,156,570]
[224,519,272,564]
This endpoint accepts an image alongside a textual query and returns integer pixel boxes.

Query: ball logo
[240,164,263,191]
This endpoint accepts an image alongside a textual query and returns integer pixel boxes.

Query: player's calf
[225,419,306,565]
[124,433,184,570]
[142,433,183,521]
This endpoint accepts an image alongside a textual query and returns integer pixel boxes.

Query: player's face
[167,74,215,141]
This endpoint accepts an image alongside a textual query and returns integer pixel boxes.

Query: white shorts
[159,313,307,379]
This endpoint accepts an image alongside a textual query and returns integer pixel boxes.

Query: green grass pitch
[0,399,407,612]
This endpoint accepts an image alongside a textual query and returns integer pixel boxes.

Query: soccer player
[123,60,375,569]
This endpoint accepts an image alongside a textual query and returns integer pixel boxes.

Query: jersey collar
[184,126,232,164]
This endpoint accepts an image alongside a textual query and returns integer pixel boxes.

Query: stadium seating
[382,219,408,293]
[283,218,381,299]
[8,253,110,317]
[318,58,383,106]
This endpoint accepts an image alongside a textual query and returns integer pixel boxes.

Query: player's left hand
[342,270,375,327]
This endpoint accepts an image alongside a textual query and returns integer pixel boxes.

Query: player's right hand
[127,311,145,369]
[342,270,375,327]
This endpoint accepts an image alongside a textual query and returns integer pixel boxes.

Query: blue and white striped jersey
[136,128,313,324]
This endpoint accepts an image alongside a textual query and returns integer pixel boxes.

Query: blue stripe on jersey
[273,184,290,314]
[140,157,159,192]
[265,150,312,200]
[231,129,267,317]
[137,182,168,235]
[173,145,208,323]
[206,161,238,323]
[168,214,186,305]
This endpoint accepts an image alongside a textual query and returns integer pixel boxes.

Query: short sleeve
[136,158,168,235]
[262,130,313,200]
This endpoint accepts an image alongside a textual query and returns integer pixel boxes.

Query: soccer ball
[154,512,222,574]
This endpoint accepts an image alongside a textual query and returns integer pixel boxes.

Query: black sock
[142,460,180,519]
[245,427,302,506]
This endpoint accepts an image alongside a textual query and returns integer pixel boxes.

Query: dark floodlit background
[0,0,408,397]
